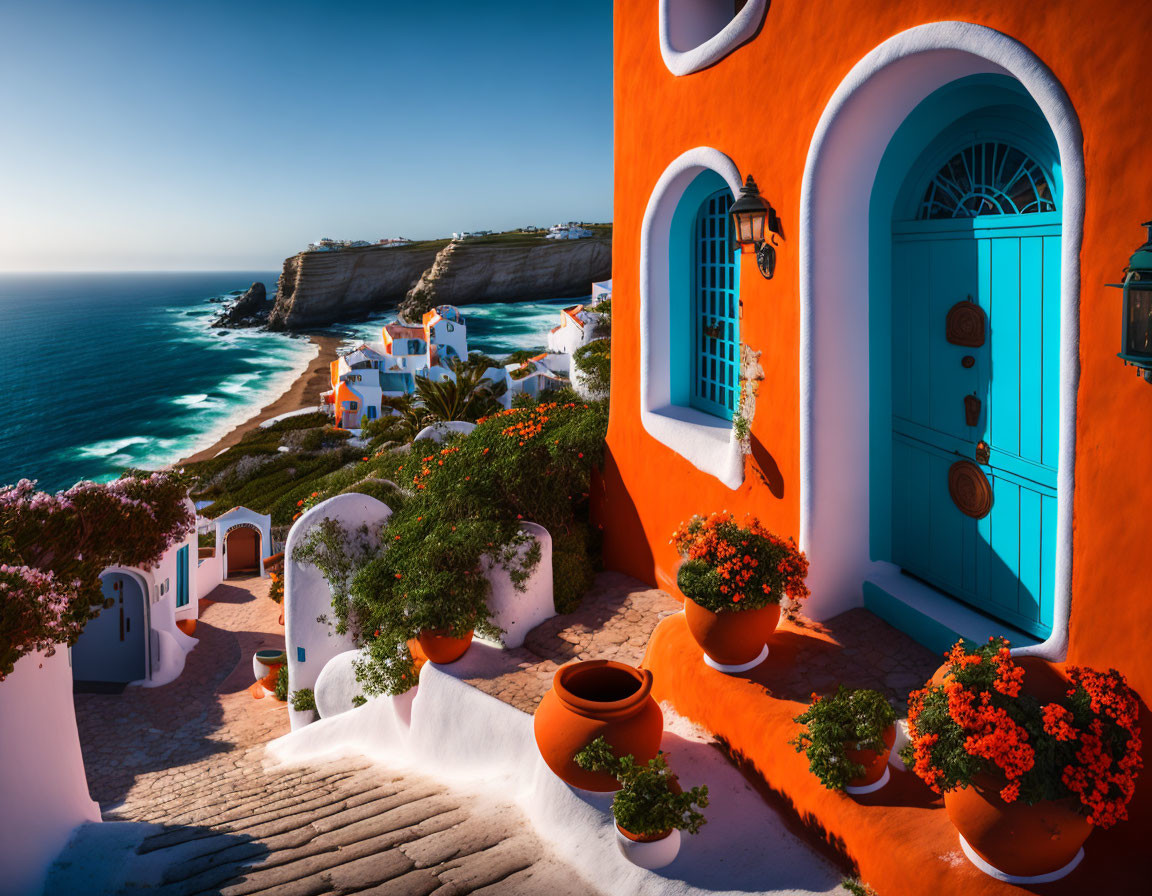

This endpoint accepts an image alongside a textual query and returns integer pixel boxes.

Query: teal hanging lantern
[1114,220,1152,383]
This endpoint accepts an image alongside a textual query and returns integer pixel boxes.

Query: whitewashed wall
[283,494,392,730]
[482,522,555,649]
[0,649,100,896]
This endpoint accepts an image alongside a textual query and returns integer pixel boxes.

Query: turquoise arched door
[891,138,1061,639]
[691,188,739,419]
[72,572,147,683]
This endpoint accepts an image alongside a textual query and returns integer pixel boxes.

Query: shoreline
[176,332,341,466]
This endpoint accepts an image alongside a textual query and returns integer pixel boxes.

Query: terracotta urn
[843,723,897,794]
[615,825,681,869]
[411,629,473,664]
[175,618,197,637]
[945,774,1091,880]
[683,597,779,671]
[533,660,664,791]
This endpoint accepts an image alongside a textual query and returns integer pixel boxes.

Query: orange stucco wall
[605,0,1152,821]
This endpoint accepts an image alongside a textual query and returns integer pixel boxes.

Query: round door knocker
[948,460,993,519]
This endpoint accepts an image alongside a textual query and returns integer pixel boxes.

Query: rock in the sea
[212,282,269,328]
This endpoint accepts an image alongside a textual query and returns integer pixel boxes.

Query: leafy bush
[274,663,289,701]
[290,688,316,712]
[292,401,608,697]
[573,338,610,395]
[672,512,809,612]
[575,737,708,837]
[790,687,897,790]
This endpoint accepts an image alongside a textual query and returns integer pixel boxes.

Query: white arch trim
[659,0,768,77]
[640,146,746,489]
[798,22,1083,660]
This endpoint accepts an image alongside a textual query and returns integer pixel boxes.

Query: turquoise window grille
[691,189,740,419]
[175,545,189,607]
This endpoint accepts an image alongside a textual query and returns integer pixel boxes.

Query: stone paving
[460,571,937,716]
[462,571,681,712]
[64,575,606,896]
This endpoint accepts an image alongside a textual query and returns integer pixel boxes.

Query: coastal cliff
[267,231,611,330]
[267,241,446,330]
[399,234,611,321]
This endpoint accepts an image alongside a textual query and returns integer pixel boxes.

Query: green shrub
[274,664,289,701]
[297,400,608,696]
[573,338,610,395]
[790,686,897,791]
[575,737,708,837]
[290,688,316,712]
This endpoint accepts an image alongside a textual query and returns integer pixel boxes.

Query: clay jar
[945,774,1091,879]
[683,597,780,668]
[534,660,663,791]
[844,723,896,791]
[410,629,474,664]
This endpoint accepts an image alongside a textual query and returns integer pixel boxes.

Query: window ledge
[641,404,744,489]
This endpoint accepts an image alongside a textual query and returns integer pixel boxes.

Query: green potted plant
[671,512,809,673]
[903,638,1142,882]
[290,687,317,723]
[575,736,708,869]
[790,686,898,794]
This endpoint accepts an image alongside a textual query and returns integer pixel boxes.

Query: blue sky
[0,1,613,271]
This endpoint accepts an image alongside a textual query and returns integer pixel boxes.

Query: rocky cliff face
[267,242,446,330]
[399,236,611,322]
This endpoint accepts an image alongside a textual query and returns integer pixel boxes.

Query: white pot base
[615,827,681,869]
[844,765,890,795]
[703,643,769,674]
[958,834,1084,884]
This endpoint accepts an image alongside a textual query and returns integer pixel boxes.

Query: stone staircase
[47,745,603,896]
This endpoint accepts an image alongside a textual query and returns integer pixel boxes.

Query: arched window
[691,189,739,419]
[918,141,1055,219]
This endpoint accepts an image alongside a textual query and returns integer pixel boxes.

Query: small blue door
[72,573,147,683]
[891,139,1060,639]
[176,545,190,607]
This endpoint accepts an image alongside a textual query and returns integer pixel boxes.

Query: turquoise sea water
[0,273,574,492]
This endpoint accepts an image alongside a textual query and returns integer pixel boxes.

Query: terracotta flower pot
[411,629,473,664]
[945,774,1092,881]
[175,618,197,637]
[683,597,779,671]
[615,825,681,869]
[844,724,896,794]
[533,659,664,792]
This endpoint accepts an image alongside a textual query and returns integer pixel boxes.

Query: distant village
[307,222,599,253]
[322,279,611,431]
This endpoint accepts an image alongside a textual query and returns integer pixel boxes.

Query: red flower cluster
[410,446,460,490]
[670,512,809,609]
[904,639,1142,828]
[497,402,562,444]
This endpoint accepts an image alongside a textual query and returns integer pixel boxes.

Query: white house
[590,278,612,306]
[545,222,594,240]
[70,499,200,690]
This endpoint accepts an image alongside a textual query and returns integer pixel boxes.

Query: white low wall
[482,521,555,649]
[268,651,842,896]
[284,493,392,730]
[0,649,101,896]
[195,550,224,601]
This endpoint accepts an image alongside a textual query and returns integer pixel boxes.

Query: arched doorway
[886,89,1062,640]
[72,572,147,684]
[797,24,1084,660]
[225,525,260,577]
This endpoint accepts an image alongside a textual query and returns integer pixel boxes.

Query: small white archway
[797,22,1084,660]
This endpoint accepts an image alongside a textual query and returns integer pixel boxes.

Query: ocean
[0,273,577,493]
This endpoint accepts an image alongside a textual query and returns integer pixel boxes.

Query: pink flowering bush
[0,472,193,679]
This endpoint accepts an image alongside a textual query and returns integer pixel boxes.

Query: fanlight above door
[918,142,1056,219]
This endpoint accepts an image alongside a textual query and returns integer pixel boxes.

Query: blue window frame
[691,189,739,419]
[175,545,189,607]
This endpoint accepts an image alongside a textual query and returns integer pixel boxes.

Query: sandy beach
[176,333,342,466]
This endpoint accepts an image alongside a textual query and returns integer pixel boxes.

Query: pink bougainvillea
[0,472,193,679]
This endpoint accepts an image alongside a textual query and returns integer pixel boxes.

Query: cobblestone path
[60,575,603,896]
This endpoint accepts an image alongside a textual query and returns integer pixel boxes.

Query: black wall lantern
[729,175,780,279]
[1112,220,1152,383]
